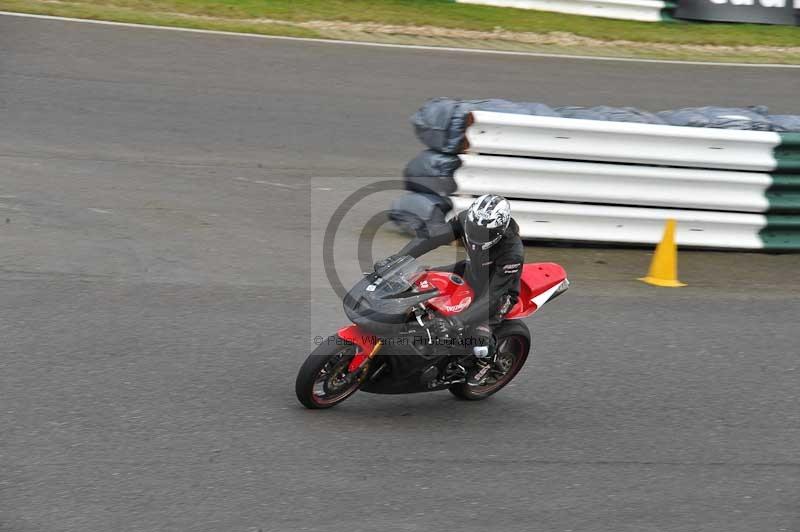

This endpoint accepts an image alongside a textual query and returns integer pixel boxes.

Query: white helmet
[464,194,511,250]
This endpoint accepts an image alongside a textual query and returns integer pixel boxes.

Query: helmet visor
[465,222,503,248]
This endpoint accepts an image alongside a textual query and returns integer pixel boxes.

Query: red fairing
[339,263,565,372]
[412,263,566,320]
[413,271,475,317]
[338,324,379,372]
[505,263,567,319]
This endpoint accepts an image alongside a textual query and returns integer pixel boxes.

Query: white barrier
[451,196,766,249]
[464,111,781,171]
[456,0,670,21]
[403,101,800,249]
[455,154,773,212]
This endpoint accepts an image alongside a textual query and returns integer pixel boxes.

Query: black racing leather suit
[398,211,524,341]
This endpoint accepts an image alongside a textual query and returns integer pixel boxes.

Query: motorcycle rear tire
[449,320,531,401]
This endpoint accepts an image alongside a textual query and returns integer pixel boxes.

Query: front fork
[337,324,383,374]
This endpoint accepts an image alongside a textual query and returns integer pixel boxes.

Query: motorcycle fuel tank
[413,271,475,317]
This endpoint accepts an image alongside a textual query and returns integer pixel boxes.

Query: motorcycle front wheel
[295,339,364,409]
[449,320,531,401]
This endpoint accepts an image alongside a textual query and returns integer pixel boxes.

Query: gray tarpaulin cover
[411,98,557,154]
[389,193,452,236]
[657,106,773,130]
[767,115,800,132]
[555,106,665,124]
[411,100,799,154]
[403,150,459,195]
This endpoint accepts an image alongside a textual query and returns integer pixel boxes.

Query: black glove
[429,315,464,340]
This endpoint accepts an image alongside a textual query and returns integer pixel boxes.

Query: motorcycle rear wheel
[449,320,531,401]
[295,339,363,409]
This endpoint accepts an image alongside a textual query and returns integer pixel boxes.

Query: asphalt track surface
[1,14,799,532]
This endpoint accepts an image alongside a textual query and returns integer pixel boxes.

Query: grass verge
[1,0,799,63]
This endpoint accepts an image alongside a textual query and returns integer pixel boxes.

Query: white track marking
[2,11,798,69]
[252,180,296,189]
[235,177,296,189]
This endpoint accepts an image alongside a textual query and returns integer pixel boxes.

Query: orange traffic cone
[638,219,686,287]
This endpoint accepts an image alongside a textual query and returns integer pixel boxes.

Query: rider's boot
[466,324,495,386]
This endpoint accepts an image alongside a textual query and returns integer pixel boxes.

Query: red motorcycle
[295,255,569,409]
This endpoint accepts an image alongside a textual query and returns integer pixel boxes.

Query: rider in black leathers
[385,195,523,381]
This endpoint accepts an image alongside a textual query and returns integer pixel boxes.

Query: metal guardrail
[455,154,780,213]
[455,0,673,22]
[447,112,800,250]
[464,111,787,172]
[451,196,771,249]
